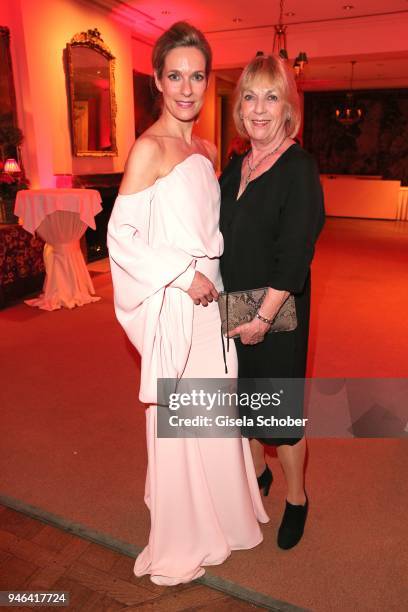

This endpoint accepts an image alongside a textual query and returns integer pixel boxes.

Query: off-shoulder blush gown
[107,154,269,585]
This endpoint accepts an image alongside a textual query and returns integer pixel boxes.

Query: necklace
[244,136,288,188]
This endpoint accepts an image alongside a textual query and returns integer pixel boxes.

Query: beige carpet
[1,218,407,611]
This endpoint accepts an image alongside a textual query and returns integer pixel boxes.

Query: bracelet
[256,311,274,325]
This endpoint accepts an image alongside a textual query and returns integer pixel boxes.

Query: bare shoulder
[119,135,164,195]
[198,138,218,167]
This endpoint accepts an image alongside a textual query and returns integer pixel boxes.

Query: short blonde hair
[233,54,301,139]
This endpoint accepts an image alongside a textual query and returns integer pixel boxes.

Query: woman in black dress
[220,54,325,549]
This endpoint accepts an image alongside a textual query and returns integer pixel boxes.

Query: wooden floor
[0,505,265,611]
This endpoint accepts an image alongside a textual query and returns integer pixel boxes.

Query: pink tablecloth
[15,188,102,235]
[14,189,102,311]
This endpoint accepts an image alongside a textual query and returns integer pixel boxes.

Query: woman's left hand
[228,317,270,345]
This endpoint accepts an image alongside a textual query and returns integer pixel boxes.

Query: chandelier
[335,61,363,125]
[272,0,308,78]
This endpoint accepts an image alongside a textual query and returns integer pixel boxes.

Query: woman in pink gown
[107,22,268,586]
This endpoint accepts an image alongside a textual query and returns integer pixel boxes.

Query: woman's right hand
[187,271,219,306]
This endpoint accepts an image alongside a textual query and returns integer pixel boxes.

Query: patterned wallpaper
[303,89,408,186]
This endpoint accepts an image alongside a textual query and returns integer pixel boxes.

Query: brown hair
[233,54,301,139]
[152,21,212,80]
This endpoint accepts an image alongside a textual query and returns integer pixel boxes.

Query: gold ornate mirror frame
[66,28,117,157]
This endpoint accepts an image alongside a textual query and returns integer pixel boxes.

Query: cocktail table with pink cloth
[15,188,103,310]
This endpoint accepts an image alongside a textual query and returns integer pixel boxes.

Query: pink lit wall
[2,0,137,187]
[207,13,408,69]
[193,75,217,148]
[131,37,153,76]
[0,0,39,183]
[0,4,12,30]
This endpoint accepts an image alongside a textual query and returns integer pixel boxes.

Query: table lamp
[4,158,21,173]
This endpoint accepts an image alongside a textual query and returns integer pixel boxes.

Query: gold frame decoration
[65,28,117,157]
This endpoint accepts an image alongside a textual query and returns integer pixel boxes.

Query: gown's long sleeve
[107,158,224,405]
[107,187,196,403]
[108,188,195,309]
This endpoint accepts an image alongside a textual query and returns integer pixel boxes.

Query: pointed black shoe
[257,465,273,496]
[277,497,308,550]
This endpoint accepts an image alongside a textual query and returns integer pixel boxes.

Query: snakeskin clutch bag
[218,287,297,336]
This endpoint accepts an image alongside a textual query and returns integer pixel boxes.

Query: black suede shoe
[277,497,308,549]
[257,465,273,496]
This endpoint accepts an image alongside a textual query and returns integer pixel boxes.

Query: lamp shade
[4,158,21,173]
[297,52,308,64]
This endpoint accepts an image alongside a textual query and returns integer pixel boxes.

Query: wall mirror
[66,28,117,157]
[0,26,20,162]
